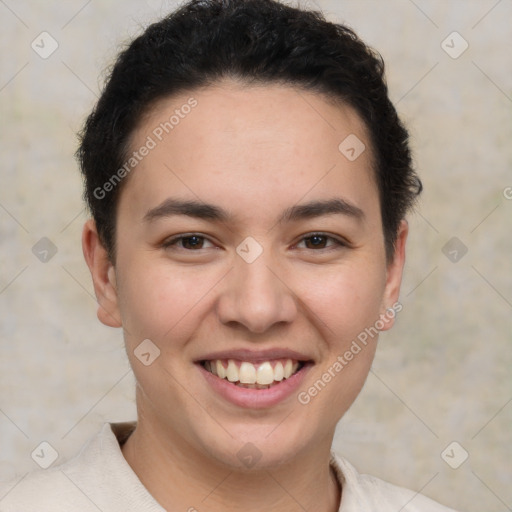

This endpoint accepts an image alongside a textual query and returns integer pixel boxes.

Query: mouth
[200,358,307,390]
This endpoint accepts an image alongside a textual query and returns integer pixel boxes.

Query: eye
[161,232,348,253]
[162,234,215,251]
[295,233,347,251]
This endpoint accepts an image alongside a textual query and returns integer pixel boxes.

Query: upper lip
[196,348,313,364]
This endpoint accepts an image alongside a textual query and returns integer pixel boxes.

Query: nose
[216,251,297,334]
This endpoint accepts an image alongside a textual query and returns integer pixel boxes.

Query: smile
[201,359,303,389]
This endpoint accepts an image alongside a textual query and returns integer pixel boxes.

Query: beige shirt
[0,422,458,511]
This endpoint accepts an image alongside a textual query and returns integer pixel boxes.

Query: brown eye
[304,235,328,249]
[180,236,205,249]
[296,233,346,251]
[163,234,213,250]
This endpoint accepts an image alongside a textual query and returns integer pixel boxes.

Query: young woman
[0,0,458,510]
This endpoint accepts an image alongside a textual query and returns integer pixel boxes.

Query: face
[84,80,407,469]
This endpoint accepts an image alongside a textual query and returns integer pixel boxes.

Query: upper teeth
[204,359,300,385]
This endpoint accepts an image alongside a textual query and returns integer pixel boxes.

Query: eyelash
[162,232,348,252]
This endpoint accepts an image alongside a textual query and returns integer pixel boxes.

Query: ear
[82,219,122,328]
[379,219,408,331]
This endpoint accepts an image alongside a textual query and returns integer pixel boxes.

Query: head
[80,0,421,470]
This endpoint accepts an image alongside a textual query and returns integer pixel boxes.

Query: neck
[121,410,341,511]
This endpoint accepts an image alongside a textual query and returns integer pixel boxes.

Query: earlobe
[82,219,122,328]
[380,220,408,331]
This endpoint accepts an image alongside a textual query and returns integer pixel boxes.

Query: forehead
[121,81,380,227]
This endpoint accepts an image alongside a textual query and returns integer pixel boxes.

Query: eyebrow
[143,197,365,224]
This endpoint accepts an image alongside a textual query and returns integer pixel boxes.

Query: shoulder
[0,422,161,512]
[0,451,99,512]
[331,453,459,512]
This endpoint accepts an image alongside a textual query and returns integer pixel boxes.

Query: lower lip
[198,363,313,409]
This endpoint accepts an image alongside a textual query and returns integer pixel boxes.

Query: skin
[83,80,408,512]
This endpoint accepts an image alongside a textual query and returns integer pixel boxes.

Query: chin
[199,421,315,471]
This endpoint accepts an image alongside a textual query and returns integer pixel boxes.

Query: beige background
[1,1,511,510]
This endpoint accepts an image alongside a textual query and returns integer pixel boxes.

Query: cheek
[296,262,386,342]
[116,257,219,347]
[293,267,384,423]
